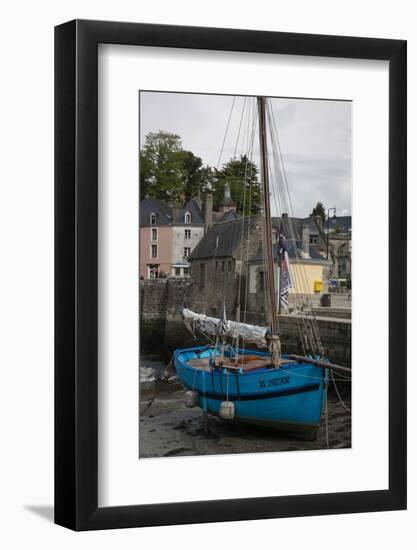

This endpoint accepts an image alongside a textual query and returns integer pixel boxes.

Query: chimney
[192,192,202,210]
[168,201,182,222]
[302,224,310,256]
[204,194,213,232]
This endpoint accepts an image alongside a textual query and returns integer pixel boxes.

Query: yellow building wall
[288,263,325,295]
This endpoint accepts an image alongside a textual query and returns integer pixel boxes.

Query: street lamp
[326,207,336,260]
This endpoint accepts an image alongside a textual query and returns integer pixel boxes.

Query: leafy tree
[181,150,205,201]
[140,131,210,203]
[333,223,342,234]
[214,155,261,216]
[140,133,261,216]
[310,201,326,225]
[140,131,184,201]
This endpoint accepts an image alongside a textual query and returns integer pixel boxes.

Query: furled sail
[181,308,268,347]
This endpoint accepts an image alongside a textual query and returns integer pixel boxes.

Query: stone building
[327,215,352,280]
[188,211,331,323]
[188,216,261,317]
[329,238,352,279]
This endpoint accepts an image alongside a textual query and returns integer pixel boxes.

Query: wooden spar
[257,97,278,335]
[288,354,351,375]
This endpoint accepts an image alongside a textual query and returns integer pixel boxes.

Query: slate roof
[190,218,249,259]
[140,197,173,226]
[271,216,327,249]
[327,215,352,233]
[173,198,204,225]
[251,240,326,262]
[212,209,239,223]
[139,197,204,227]
[191,214,329,262]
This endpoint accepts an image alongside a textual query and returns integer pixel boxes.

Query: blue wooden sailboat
[174,97,343,440]
[174,345,328,440]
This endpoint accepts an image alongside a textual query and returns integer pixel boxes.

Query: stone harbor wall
[140,278,351,367]
[278,314,351,367]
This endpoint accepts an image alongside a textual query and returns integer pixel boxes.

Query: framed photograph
[55,20,406,530]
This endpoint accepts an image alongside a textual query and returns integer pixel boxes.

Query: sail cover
[182,308,268,347]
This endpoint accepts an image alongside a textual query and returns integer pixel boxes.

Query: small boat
[174,97,345,439]
[175,344,328,440]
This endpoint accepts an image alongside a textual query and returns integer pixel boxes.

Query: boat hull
[174,345,328,440]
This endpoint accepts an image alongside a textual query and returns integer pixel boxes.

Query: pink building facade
[140,196,206,280]
[139,225,173,279]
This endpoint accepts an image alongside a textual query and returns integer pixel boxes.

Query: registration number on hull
[258,375,290,389]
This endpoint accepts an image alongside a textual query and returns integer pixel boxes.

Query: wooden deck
[187,355,295,372]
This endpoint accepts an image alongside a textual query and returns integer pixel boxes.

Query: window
[221,261,225,272]
[150,213,156,225]
[228,260,233,272]
[183,267,190,276]
[151,228,157,241]
[200,263,205,289]
[184,229,191,239]
[151,244,158,258]
[149,264,159,279]
[215,260,219,271]
[310,235,318,245]
[258,271,265,291]
[175,267,181,277]
[184,247,191,258]
[184,211,191,224]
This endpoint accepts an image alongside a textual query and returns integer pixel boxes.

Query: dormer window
[150,213,156,226]
[184,211,191,224]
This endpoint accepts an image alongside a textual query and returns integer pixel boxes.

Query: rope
[266,100,325,356]
[330,369,351,412]
[325,387,330,449]
[216,96,236,170]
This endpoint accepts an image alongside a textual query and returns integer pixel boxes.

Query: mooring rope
[330,369,351,412]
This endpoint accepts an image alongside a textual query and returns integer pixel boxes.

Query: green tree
[140,131,184,201]
[214,155,261,216]
[140,131,209,203]
[310,201,326,225]
[181,150,205,201]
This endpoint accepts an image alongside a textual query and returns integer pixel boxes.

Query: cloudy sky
[140,91,351,218]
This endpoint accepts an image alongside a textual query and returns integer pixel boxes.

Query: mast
[257,97,281,365]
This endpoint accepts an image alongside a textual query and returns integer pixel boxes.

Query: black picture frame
[55,19,407,531]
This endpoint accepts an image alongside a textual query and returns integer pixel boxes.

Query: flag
[217,302,228,339]
[278,232,293,309]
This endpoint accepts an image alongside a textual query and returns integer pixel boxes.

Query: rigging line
[216,96,237,170]
[267,106,321,340]
[268,103,323,338]
[330,369,351,412]
[236,100,254,364]
[239,100,258,364]
[266,103,321,355]
[238,102,257,365]
[232,99,251,217]
[325,387,330,449]
[233,97,247,158]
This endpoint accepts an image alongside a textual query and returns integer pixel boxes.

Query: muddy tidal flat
[139,357,351,458]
